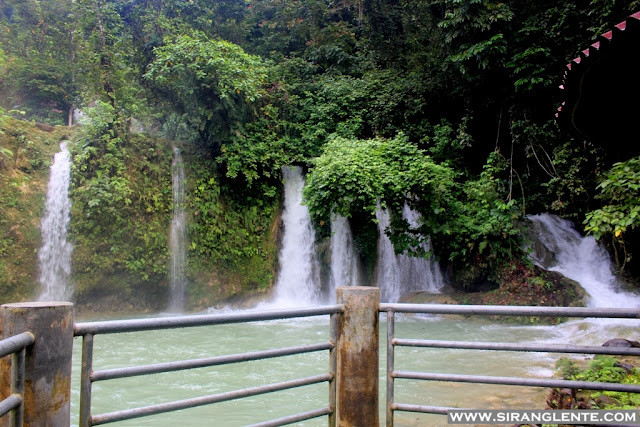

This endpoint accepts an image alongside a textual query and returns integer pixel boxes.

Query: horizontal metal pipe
[393,371,640,393]
[0,332,35,359]
[0,394,22,417]
[380,303,640,318]
[74,305,343,336]
[393,338,640,356]
[392,403,456,415]
[92,342,333,382]
[91,374,332,425]
[246,407,332,427]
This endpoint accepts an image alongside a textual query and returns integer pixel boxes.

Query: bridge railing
[0,302,74,426]
[74,305,343,427]
[0,331,35,425]
[380,303,640,426]
[2,289,640,427]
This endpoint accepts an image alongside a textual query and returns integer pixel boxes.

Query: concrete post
[0,302,74,427]
[335,287,379,427]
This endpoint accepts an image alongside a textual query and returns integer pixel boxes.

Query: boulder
[602,338,640,348]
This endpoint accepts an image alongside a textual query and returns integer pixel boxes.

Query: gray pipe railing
[74,304,344,427]
[2,291,640,427]
[0,302,74,427]
[0,331,35,425]
[380,303,640,427]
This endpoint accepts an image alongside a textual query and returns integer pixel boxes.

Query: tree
[303,134,522,286]
[585,157,640,272]
[145,33,268,153]
[0,0,77,124]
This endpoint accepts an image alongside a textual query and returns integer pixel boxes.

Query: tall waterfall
[329,214,361,297]
[527,213,640,308]
[271,166,321,307]
[376,205,445,303]
[168,147,187,312]
[38,141,73,301]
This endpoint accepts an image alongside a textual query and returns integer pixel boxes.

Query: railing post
[0,302,74,427]
[335,286,379,427]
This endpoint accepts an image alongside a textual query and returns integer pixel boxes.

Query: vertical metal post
[328,312,338,427]
[9,347,26,427]
[335,286,379,427]
[386,311,395,427]
[79,333,94,427]
[0,302,74,427]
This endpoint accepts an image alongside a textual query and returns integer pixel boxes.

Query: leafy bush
[303,134,523,282]
[584,157,640,271]
[555,356,640,409]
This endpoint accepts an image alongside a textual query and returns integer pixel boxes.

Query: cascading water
[398,204,445,292]
[38,141,73,301]
[376,204,444,302]
[376,207,401,302]
[168,147,187,312]
[527,213,640,308]
[329,214,361,297]
[271,166,321,307]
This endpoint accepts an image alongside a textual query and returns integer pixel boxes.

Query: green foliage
[0,0,79,124]
[304,134,523,277]
[556,356,640,409]
[585,157,640,240]
[584,157,640,271]
[186,155,279,291]
[70,103,172,294]
[145,33,268,152]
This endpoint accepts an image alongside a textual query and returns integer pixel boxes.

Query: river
[68,170,640,426]
[70,312,640,426]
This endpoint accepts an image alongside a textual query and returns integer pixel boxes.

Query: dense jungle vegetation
[0,0,639,310]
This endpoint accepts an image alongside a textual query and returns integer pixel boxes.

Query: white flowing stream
[70,177,640,426]
[168,147,187,312]
[376,205,445,302]
[38,141,73,301]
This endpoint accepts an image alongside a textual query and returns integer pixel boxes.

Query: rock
[34,122,55,132]
[398,290,459,305]
[602,338,640,347]
[614,361,634,373]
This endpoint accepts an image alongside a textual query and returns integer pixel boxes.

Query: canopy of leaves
[303,135,522,277]
[145,33,268,152]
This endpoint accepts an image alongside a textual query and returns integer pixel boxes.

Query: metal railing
[0,331,35,425]
[381,303,640,426]
[73,305,343,427]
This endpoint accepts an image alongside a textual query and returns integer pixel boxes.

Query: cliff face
[0,119,282,313]
[0,119,73,302]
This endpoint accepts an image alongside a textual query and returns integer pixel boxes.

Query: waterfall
[527,213,640,308]
[329,214,361,297]
[376,205,444,303]
[38,141,73,301]
[376,207,401,302]
[271,166,321,307]
[168,147,187,312]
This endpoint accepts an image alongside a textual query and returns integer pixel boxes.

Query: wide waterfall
[329,214,361,296]
[38,141,73,301]
[168,147,187,312]
[271,166,322,307]
[376,205,445,303]
[527,213,640,308]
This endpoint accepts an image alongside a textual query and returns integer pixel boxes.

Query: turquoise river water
[69,311,639,426]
